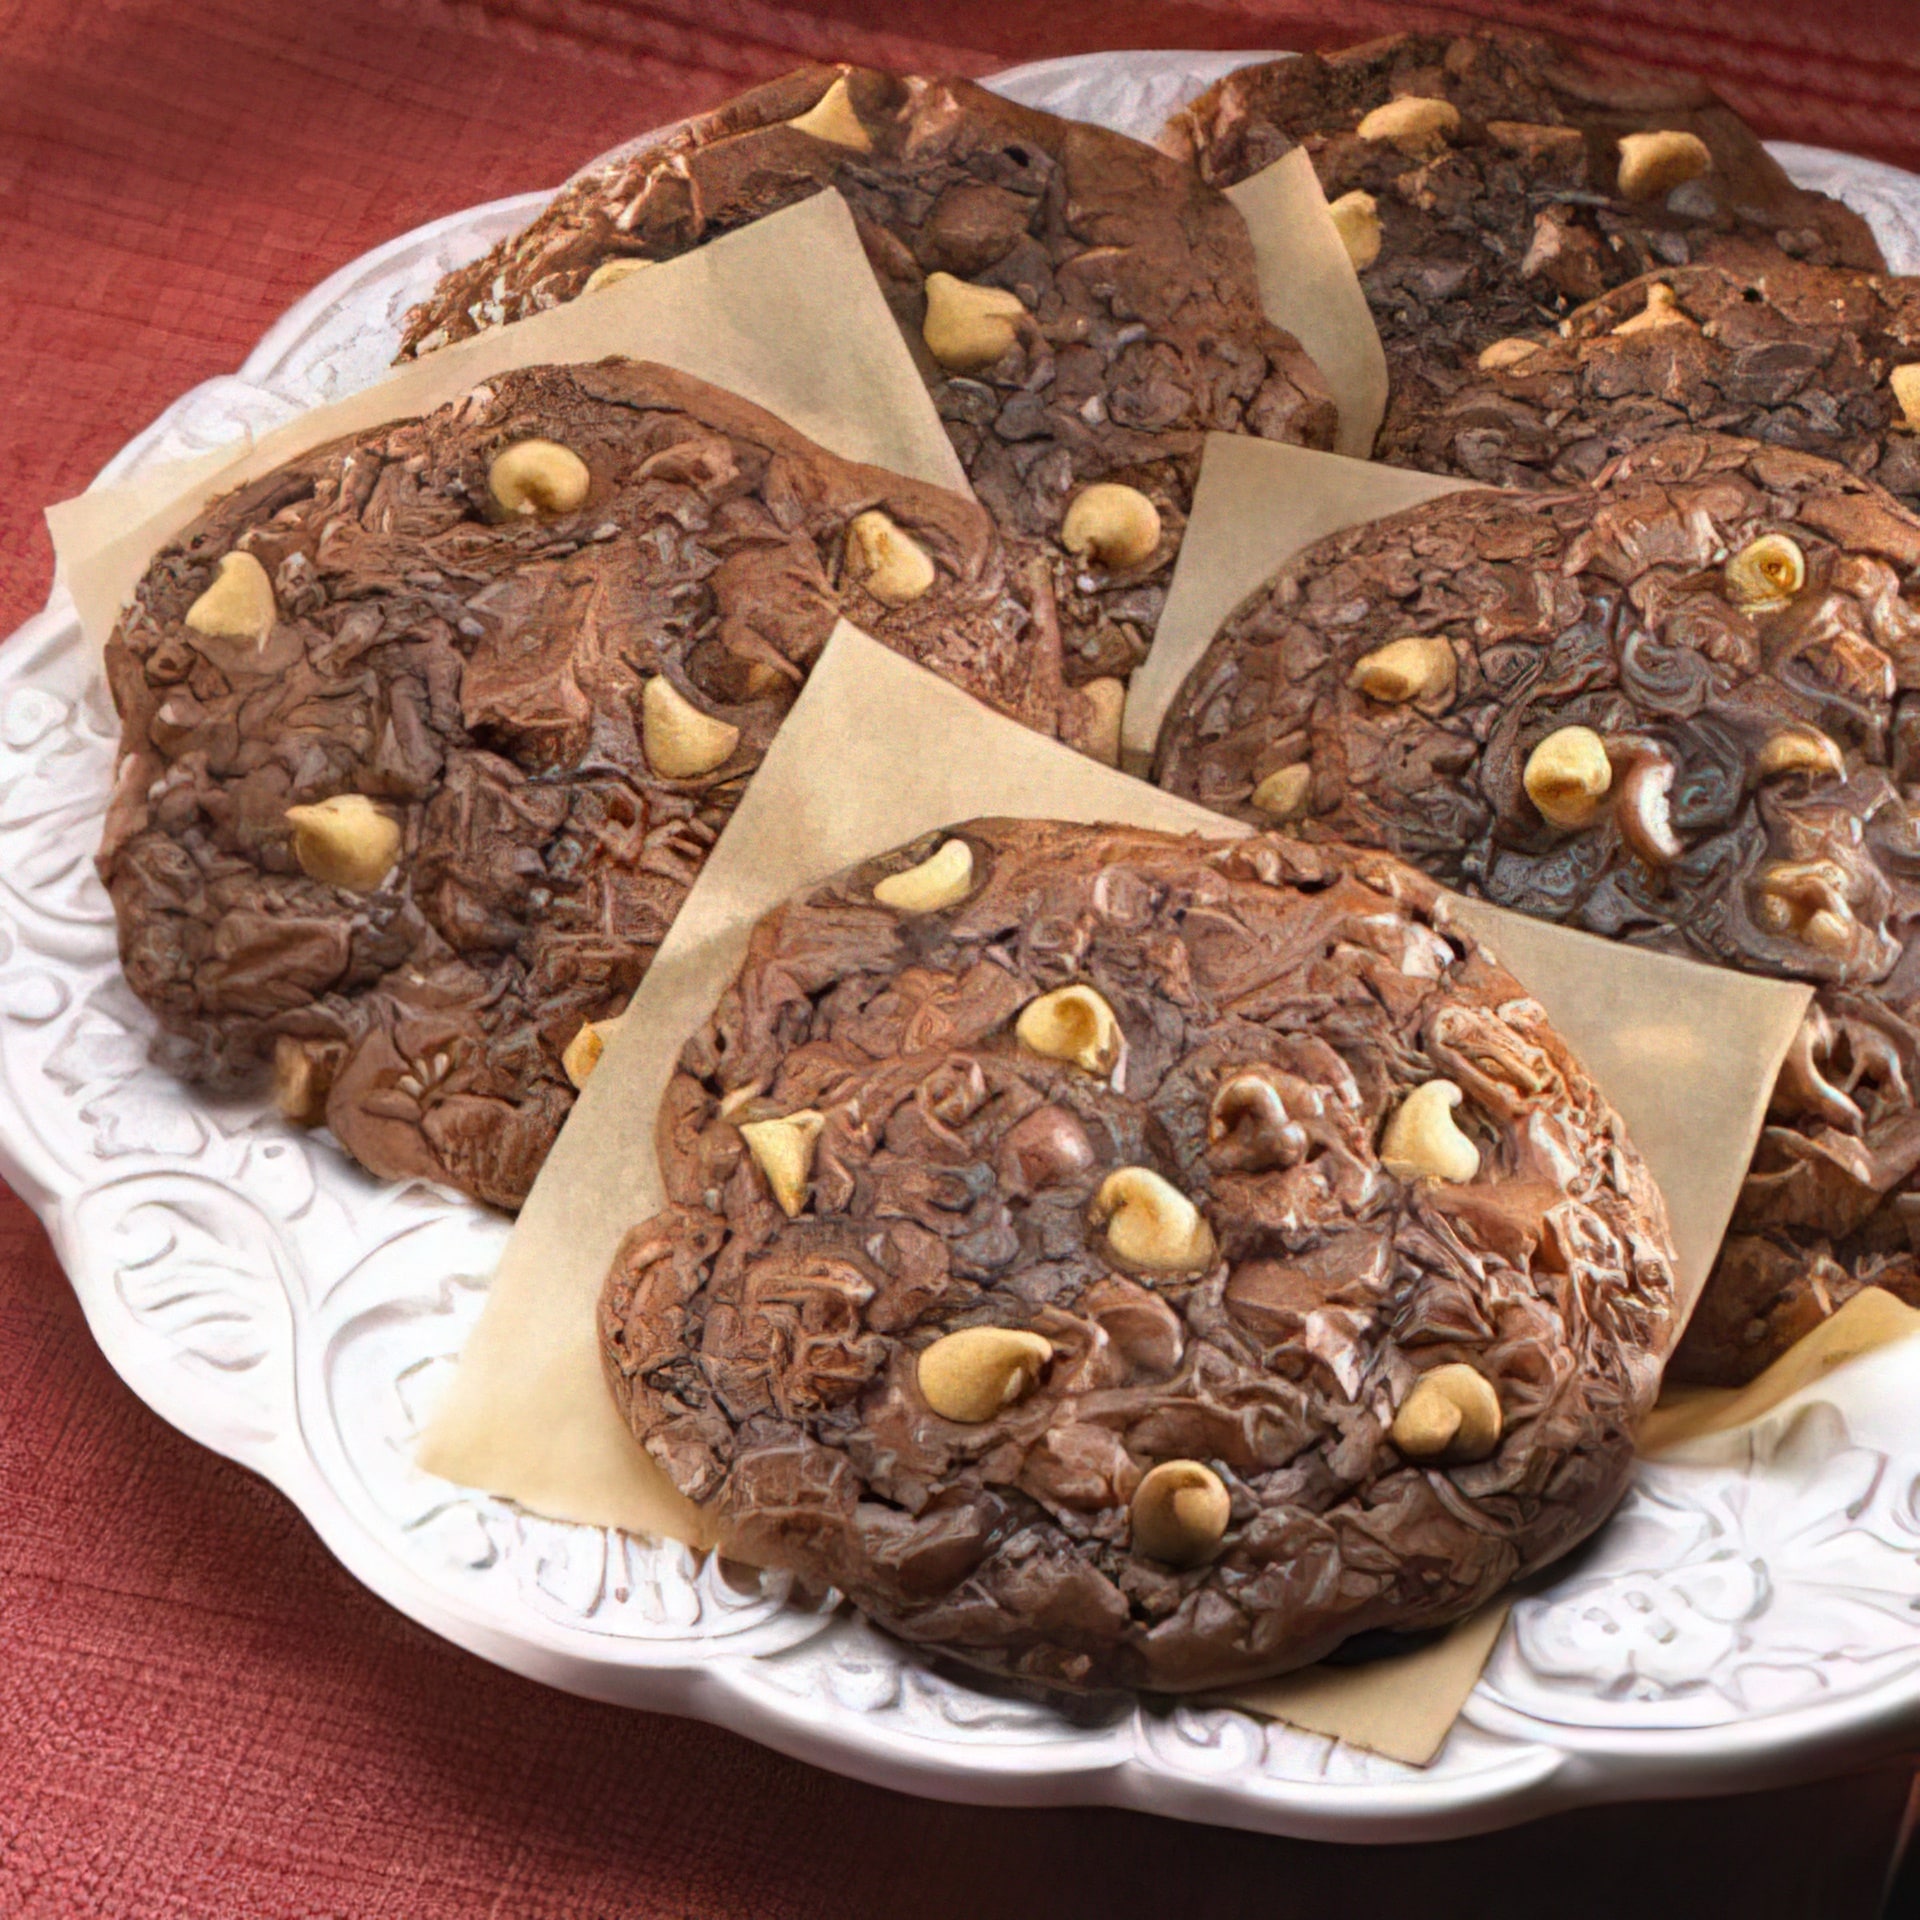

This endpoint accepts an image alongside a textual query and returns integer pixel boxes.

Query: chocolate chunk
[1154,431,1920,1385]
[101,359,1076,1211]
[600,820,1675,1693]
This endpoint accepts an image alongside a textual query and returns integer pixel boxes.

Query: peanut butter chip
[1092,1167,1214,1271]
[873,839,974,913]
[917,1328,1053,1423]
[1131,1460,1231,1566]
[1391,1364,1502,1464]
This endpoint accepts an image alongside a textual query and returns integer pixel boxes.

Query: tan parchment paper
[49,164,1383,652]
[420,624,1808,1762]
[1226,152,1387,462]
[46,190,968,655]
[1641,1287,1920,1456]
[1121,434,1472,771]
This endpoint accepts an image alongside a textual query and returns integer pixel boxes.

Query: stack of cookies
[103,71,1338,1210]
[1158,32,1920,1390]
[92,39,1917,1694]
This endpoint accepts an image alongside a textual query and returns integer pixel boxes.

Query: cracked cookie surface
[102,359,1069,1209]
[1164,31,1882,451]
[399,66,1338,689]
[600,820,1673,1693]
[1154,432,1920,1383]
[1374,259,1920,512]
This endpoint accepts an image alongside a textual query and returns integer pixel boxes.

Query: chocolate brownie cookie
[1164,32,1883,446]
[399,66,1338,688]
[101,358,1076,1211]
[1376,260,1920,508]
[1153,432,1920,1383]
[600,820,1675,1694]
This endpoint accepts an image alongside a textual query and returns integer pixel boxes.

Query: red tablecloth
[5,6,1920,1914]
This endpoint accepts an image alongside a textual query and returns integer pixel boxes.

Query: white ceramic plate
[11,52,1920,1844]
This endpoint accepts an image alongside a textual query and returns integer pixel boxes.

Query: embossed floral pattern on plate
[7,54,1920,1841]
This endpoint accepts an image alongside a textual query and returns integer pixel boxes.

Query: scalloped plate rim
[8,48,1920,1844]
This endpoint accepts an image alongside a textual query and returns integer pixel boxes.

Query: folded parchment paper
[420,624,1808,1763]
[1118,427,1831,1323]
[46,190,968,655]
[47,159,1385,650]
[1226,153,1386,462]
[564,104,1385,460]
[1223,1599,1513,1761]
[1121,434,1472,771]
[1641,1287,1920,1456]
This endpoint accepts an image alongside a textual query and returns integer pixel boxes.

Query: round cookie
[1375,260,1920,508]
[1153,432,1920,1383]
[600,820,1675,1694]
[101,359,1072,1211]
[1164,32,1883,434]
[399,65,1339,688]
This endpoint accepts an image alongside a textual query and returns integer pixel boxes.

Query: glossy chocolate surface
[401,67,1338,685]
[102,360,1069,1209]
[1155,433,1920,1382]
[601,820,1673,1692]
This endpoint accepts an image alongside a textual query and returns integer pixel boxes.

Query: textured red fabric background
[5,4,1920,1915]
